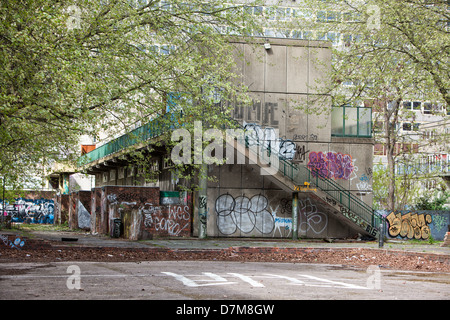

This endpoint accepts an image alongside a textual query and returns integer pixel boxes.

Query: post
[292,192,299,240]
[1,177,5,225]
[378,220,384,248]
[198,163,208,239]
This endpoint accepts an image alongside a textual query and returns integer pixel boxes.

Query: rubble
[0,243,449,272]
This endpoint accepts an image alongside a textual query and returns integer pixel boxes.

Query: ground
[1,234,449,273]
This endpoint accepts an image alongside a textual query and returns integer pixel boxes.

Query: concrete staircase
[227,132,381,239]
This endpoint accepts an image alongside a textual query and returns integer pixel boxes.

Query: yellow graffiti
[386,212,432,240]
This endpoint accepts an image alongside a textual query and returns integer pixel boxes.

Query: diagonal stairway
[227,127,381,239]
[78,113,381,239]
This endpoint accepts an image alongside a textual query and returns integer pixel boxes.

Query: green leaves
[0,0,264,189]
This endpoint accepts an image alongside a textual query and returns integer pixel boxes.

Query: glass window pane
[358,107,371,136]
[331,107,344,136]
[345,107,358,136]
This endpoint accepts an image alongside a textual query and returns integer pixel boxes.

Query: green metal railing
[239,131,378,233]
[77,112,181,167]
[78,114,378,234]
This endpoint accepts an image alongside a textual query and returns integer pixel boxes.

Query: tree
[289,0,449,210]
[415,190,449,210]
[0,0,263,189]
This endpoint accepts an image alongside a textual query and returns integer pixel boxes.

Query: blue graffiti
[0,234,26,249]
[2,198,54,224]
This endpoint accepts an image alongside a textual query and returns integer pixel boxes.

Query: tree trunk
[384,98,402,211]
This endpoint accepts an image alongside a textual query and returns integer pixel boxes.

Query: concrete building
[64,37,379,240]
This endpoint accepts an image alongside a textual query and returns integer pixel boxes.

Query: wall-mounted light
[264,42,271,50]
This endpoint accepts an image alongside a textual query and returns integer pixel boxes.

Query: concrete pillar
[198,163,208,239]
[292,192,299,240]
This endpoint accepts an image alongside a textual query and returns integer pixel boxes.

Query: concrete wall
[55,194,69,225]
[85,38,373,239]
[189,39,372,239]
[228,39,373,208]
[89,186,192,240]
[68,191,91,230]
[196,163,357,239]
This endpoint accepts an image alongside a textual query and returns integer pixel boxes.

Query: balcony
[77,113,181,167]
[331,106,372,138]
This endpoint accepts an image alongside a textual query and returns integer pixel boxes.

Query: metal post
[1,177,4,225]
[292,192,299,240]
[378,220,384,248]
[198,163,207,239]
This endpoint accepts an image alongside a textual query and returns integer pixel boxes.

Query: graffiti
[376,210,448,240]
[215,194,293,236]
[280,198,292,215]
[2,198,55,224]
[142,204,190,237]
[293,133,318,141]
[232,100,279,127]
[356,179,372,199]
[325,196,337,206]
[356,168,373,199]
[292,145,309,163]
[307,151,355,180]
[199,195,207,209]
[433,215,448,233]
[324,194,378,237]
[243,123,301,160]
[112,219,122,238]
[268,202,292,237]
[299,198,328,235]
[386,211,432,240]
[281,197,328,236]
[0,234,25,249]
[337,203,378,237]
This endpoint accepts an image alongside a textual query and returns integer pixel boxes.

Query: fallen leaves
[0,245,448,272]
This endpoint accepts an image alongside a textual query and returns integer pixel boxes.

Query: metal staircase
[231,125,381,239]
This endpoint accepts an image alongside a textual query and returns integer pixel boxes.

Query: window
[402,122,419,131]
[331,107,344,136]
[316,32,327,41]
[403,101,412,110]
[331,106,372,138]
[374,143,386,155]
[316,10,341,23]
[327,32,340,45]
[291,30,302,39]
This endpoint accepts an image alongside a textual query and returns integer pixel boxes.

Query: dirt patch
[1,244,449,273]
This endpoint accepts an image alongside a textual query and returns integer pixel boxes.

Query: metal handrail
[237,128,376,229]
[77,112,182,167]
[78,115,376,230]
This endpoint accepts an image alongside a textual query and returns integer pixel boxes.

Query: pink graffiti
[307,152,355,180]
